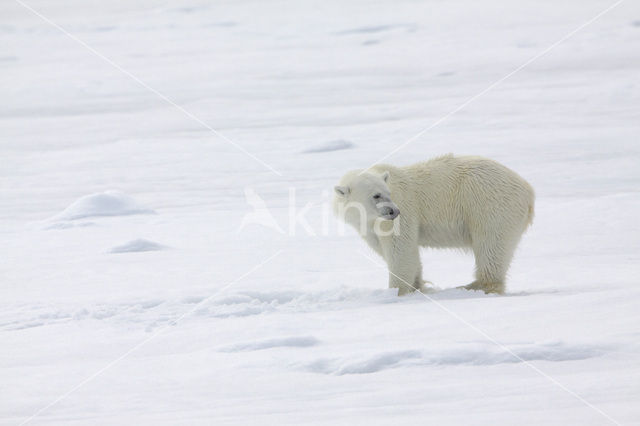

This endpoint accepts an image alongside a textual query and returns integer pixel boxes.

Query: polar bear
[334,154,534,295]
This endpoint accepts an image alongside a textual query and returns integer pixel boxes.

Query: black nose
[381,206,399,219]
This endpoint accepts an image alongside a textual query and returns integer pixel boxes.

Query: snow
[109,239,166,254]
[311,341,609,375]
[302,140,356,154]
[47,191,155,222]
[1,0,640,425]
[219,336,319,353]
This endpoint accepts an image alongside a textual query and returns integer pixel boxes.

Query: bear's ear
[382,171,390,182]
[334,186,350,197]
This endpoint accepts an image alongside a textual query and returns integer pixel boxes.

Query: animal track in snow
[109,239,167,253]
[302,139,355,153]
[219,336,319,352]
[306,342,608,375]
[0,288,547,333]
[308,350,422,375]
[335,24,417,35]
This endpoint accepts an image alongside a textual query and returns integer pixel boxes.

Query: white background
[2,0,640,424]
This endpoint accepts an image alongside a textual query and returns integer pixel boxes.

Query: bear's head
[333,170,400,231]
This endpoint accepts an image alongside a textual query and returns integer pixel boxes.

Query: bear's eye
[373,194,381,200]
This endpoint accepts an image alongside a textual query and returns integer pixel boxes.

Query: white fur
[334,154,535,295]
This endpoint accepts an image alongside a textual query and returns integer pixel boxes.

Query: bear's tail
[526,199,535,228]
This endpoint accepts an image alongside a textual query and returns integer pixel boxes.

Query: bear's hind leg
[413,270,427,292]
[467,234,519,295]
[463,280,504,294]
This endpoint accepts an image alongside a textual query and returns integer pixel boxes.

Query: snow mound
[219,336,319,352]
[51,190,155,221]
[109,239,166,253]
[302,139,355,153]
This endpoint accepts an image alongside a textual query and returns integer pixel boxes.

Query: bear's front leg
[383,233,422,296]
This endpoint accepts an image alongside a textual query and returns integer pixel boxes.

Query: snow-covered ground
[2,0,640,424]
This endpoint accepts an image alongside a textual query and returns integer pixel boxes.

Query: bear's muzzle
[377,202,400,220]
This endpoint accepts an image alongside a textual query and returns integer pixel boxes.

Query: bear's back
[379,155,533,248]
